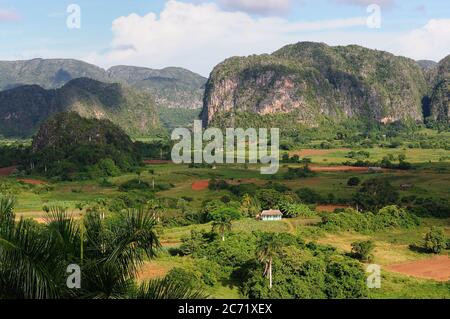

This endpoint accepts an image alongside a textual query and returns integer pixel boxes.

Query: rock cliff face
[429,55,450,123]
[202,42,429,127]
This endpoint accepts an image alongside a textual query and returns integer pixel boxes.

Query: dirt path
[137,262,172,282]
[17,178,47,185]
[0,166,17,176]
[385,255,450,282]
[316,205,351,212]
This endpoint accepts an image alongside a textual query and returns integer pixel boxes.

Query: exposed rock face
[0,78,159,137]
[429,55,450,123]
[0,58,207,109]
[202,42,428,127]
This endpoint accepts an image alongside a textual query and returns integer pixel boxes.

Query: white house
[259,210,283,221]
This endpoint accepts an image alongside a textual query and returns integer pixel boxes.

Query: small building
[368,167,383,172]
[400,184,413,190]
[259,210,283,221]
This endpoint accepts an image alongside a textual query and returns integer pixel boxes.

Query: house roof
[261,209,283,217]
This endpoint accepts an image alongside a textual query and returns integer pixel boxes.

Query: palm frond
[131,277,208,299]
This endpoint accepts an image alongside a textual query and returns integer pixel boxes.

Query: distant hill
[0,78,160,137]
[31,112,140,180]
[0,58,206,109]
[202,42,429,127]
[416,60,438,71]
[107,66,206,109]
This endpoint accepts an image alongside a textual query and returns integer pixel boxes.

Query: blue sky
[0,0,449,75]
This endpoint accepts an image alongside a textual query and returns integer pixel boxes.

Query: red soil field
[17,178,47,185]
[0,166,17,176]
[385,255,450,282]
[137,263,171,281]
[191,180,209,191]
[316,205,351,212]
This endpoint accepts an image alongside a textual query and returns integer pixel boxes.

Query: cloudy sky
[0,0,449,76]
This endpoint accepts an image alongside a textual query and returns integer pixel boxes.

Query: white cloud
[392,19,450,62]
[334,0,395,7]
[85,1,450,76]
[0,8,20,22]
[86,0,367,75]
[219,0,292,15]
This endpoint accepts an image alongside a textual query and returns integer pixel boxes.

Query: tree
[347,176,361,187]
[0,196,206,299]
[351,240,375,262]
[353,178,399,211]
[240,194,260,217]
[256,234,283,289]
[212,215,232,242]
[423,227,447,254]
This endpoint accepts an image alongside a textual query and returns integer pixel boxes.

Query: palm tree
[212,216,232,241]
[256,234,282,289]
[0,196,205,299]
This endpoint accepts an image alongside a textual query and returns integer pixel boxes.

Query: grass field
[1,146,449,298]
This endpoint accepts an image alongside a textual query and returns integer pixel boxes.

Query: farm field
[1,146,449,299]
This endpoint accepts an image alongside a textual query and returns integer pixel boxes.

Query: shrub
[119,179,151,192]
[351,240,375,262]
[296,188,323,204]
[347,177,361,187]
[279,202,316,218]
[423,227,447,254]
[320,206,419,233]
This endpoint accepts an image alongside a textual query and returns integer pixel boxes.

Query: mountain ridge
[0,58,207,109]
[0,77,160,137]
[202,42,434,127]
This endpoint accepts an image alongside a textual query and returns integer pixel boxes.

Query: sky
[0,0,449,76]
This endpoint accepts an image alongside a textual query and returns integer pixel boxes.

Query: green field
[1,146,449,299]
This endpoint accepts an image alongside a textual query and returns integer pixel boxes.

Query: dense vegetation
[179,231,369,299]
[0,197,206,299]
[204,42,429,127]
[29,112,141,180]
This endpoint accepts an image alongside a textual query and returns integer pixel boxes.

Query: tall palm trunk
[269,258,273,289]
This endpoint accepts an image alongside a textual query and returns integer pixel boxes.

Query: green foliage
[423,227,447,254]
[353,179,399,211]
[347,176,361,187]
[320,206,420,233]
[27,112,141,180]
[279,202,316,218]
[119,179,151,192]
[0,199,164,299]
[296,187,323,204]
[351,240,375,262]
[284,165,315,179]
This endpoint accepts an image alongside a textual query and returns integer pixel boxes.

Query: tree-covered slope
[0,78,160,137]
[0,58,206,109]
[107,66,206,109]
[31,112,140,180]
[202,42,429,127]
